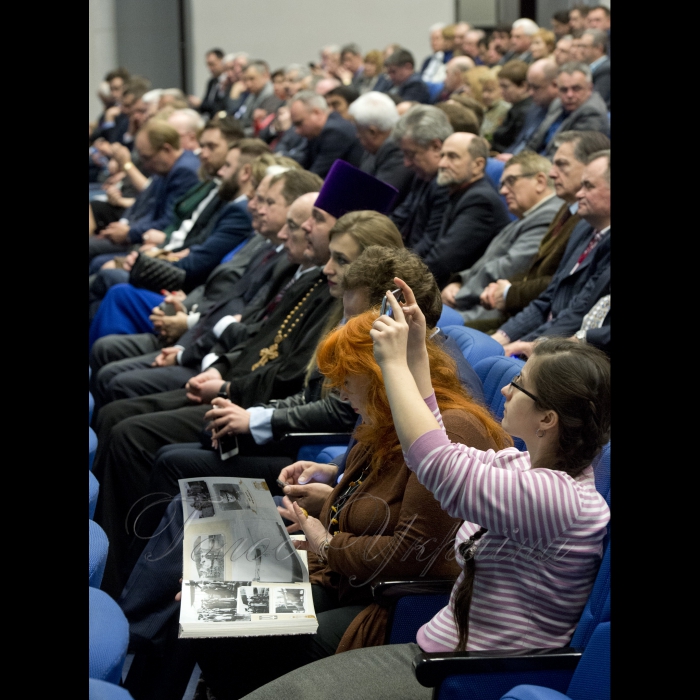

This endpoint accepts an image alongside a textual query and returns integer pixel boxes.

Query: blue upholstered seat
[89,519,109,588]
[89,587,129,684]
[90,426,98,471]
[89,470,99,520]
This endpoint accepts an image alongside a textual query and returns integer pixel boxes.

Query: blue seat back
[89,519,109,588]
[90,426,98,471]
[485,158,517,222]
[426,81,445,102]
[296,440,350,463]
[442,326,505,368]
[472,355,525,421]
[90,391,95,424]
[89,470,99,520]
[389,594,450,644]
[437,305,464,328]
[89,678,135,699]
[89,587,129,684]
[566,621,610,700]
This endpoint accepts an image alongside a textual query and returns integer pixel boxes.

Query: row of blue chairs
[89,389,134,699]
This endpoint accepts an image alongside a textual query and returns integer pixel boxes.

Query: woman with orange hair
[187,308,510,700]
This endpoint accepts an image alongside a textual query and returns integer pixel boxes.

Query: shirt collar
[233,194,248,205]
[589,56,607,72]
[522,192,557,218]
[569,201,579,214]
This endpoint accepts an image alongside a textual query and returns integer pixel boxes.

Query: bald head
[527,59,560,107]
[437,132,488,188]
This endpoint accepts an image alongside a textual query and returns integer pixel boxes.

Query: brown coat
[307,409,503,653]
[504,204,580,312]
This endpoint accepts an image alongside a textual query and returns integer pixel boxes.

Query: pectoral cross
[251,343,279,370]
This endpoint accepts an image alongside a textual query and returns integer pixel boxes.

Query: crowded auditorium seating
[90,5,611,697]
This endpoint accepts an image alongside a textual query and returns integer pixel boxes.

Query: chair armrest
[372,580,455,606]
[413,647,582,688]
[280,432,353,444]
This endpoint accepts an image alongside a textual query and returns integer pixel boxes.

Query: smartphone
[218,434,239,460]
[276,478,288,490]
[380,289,404,318]
[159,301,177,316]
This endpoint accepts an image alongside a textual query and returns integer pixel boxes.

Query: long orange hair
[316,309,512,471]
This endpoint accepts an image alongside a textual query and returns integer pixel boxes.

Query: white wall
[188,0,454,98]
[89,0,117,122]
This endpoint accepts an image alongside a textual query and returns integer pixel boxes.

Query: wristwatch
[123,161,134,171]
[575,330,587,343]
[217,382,230,399]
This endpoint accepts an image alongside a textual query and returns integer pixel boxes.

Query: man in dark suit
[422,133,511,288]
[288,91,363,177]
[188,49,227,118]
[390,105,454,251]
[382,49,431,104]
[348,91,413,207]
[527,62,609,157]
[580,30,610,108]
[492,150,610,357]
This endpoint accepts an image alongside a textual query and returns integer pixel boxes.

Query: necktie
[263,274,297,320]
[570,230,605,275]
[548,207,573,241]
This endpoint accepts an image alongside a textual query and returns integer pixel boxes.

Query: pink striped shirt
[411,393,609,653]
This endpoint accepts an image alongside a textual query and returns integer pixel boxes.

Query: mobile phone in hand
[218,434,239,460]
[380,289,404,318]
[276,478,288,490]
[160,301,177,316]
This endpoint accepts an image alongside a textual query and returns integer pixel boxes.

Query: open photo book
[177,476,318,639]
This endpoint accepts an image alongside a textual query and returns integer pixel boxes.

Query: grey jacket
[527,91,609,156]
[453,194,564,323]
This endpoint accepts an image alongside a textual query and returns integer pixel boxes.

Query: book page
[179,477,308,583]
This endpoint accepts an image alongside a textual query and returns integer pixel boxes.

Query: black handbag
[128,253,187,293]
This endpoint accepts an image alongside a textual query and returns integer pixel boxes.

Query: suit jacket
[162,181,218,240]
[499,221,611,341]
[178,245,294,367]
[491,96,534,153]
[452,194,564,322]
[526,92,610,157]
[359,137,413,208]
[423,176,512,289]
[303,112,364,177]
[172,196,253,292]
[508,103,549,155]
[575,268,610,354]
[393,73,431,104]
[272,127,308,165]
[199,75,228,118]
[591,57,611,109]
[127,150,201,243]
[391,174,450,251]
[211,271,337,407]
[504,204,581,313]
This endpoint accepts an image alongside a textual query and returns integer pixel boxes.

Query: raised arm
[370,278,441,451]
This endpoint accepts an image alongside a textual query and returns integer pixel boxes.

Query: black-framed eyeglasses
[509,374,540,403]
[499,173,536,190]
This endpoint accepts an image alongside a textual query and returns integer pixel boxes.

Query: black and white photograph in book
[274,588,306,614]
[183,480,215,520]
[187,580,252,622]
[238,586,270,614]
[190,534,225,579]
[227,519,306,583]
[212,482,251,512]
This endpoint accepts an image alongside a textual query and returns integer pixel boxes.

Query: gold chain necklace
[251,279,322,370]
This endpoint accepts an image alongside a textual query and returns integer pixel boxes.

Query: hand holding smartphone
[380,289,405,318]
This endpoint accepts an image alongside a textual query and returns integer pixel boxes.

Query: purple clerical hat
[314,160,398,218]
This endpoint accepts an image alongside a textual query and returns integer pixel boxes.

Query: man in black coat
[288,91,363,177]
[382,49,431,104]
[348,91,413,208]
[423,133,511,288]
